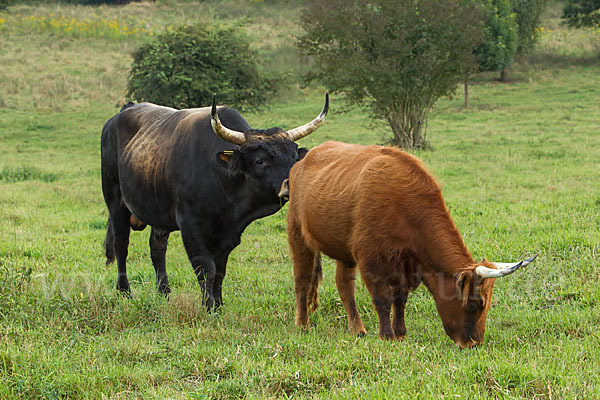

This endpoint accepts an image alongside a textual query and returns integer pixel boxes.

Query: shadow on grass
[523,51,600,69]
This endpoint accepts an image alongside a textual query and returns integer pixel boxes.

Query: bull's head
[424,254,537,348]
[210,93,328,201]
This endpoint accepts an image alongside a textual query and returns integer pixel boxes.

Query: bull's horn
[475,253,538,279]
[211,94,246,145]
[286,92,329,142]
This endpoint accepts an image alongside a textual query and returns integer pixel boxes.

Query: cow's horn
[286,92,329,142]
[475,253,538,279]
[211,94,246,145]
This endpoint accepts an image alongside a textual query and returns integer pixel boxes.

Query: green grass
[1,1,599,398]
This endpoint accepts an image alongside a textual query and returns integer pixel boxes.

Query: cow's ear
[456,271,473,306]
[298,148,309,160]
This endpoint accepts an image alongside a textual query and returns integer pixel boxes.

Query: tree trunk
[500,68,509,82]
[387,109,427,149]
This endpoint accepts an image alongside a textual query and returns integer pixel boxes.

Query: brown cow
[282,141,537,348]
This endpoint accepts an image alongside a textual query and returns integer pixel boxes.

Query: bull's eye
[255,159,264,165]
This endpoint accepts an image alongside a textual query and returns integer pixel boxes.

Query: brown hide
[286,141,500,347]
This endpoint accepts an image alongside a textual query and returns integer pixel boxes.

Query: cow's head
[424,254,537,348]
[211,93,327,201]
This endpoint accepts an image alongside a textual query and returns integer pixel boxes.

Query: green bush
[0,0,11,11]
[512,0,548,55]
[474,0,518,80]
[126,22,274,110]
[562,0,600,27]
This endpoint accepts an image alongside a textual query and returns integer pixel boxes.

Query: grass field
[1,1,599,398]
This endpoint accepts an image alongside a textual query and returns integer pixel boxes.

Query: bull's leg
[335,260,367,336]
[149,227,170,295]
[180,224,217,312]
[111,207,132,294]
[288,225,318,330]
[212,252,230,311]
[359,260,395,340]
[101,171,131,294]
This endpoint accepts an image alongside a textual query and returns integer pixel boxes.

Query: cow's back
[288,141,444,263]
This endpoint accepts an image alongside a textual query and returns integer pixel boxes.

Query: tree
[475,0,518,82]
[562,0,600,27]
[127,23,274,110]
[512,0,548,55]
[298,0,484,149]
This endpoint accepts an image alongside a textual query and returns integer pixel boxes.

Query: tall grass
[0,1,599,398]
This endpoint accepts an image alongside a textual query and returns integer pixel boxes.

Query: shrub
[0,0,11,11]
[562,0,600,28]
[126,22,274,110]
[474,0,518,81]
[512,0,548,55]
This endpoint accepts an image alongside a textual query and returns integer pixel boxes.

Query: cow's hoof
[379,329,395,340]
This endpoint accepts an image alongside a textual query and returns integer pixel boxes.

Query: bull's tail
[104,217,115,266]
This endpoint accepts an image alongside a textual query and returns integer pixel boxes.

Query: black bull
[101,94,328,311]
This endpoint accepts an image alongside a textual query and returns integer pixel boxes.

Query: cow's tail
[104,217,115,266]
[307,254,323,314]
[120,101,136,112]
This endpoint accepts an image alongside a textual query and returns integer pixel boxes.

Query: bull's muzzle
[278,179,290,200]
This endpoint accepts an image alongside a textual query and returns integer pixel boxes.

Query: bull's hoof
[117,286,132,298]
[116,277,131,297]
[157,283,171,297]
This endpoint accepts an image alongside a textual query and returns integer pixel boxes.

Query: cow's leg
[149,227,170,295]
[359,260,395,340]
[335,260,367,336]
[180,224,217,312]
[391,283,409,340]
[212,252,230,311]
[288,225,318,329]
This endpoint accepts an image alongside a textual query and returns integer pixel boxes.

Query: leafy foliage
[562,0,600,27]
[0,0,10,11]
[127,22,274,110]
[298,0,485,149]
[475,0,519,77]
[512,0,548,55]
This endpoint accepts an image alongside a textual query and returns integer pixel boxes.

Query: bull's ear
[217,150,245,171]
[298,148,309,160]
[217,150,234,164]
